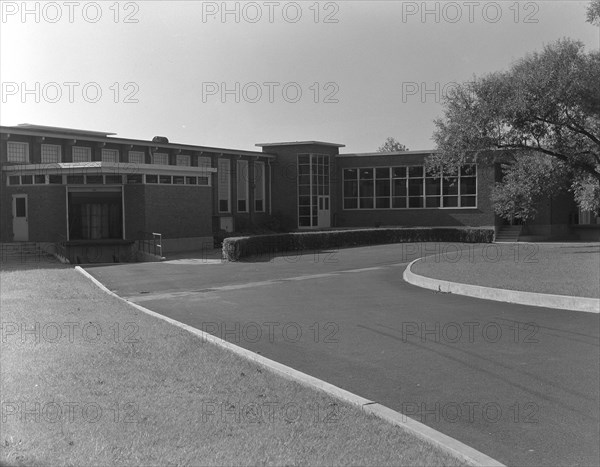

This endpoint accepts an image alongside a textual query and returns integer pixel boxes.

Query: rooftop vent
[152,136,169,144]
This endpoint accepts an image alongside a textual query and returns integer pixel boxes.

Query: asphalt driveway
[85,243,600,467]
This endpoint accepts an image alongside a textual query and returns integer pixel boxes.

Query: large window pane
[443,196,459,207]
[375,167,390,179]
[375,179,390,197]
[392,167,406,178]
[461,177,476,195]
[376,198,390,208]
[359,168,373,180]
[344,198,358,209]
[360,179,374,197]
[393,179,406,197]
[360,197,374,209]
[443,178,459,195]
[408,179,423,196]
[461,165,476,176]
[425,178,441,196]
[408,166,423,178]
[461,196,476,207]
[392,197,407,208]
[343,169,357,180]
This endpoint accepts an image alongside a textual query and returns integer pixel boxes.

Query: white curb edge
[75,266,504,467]
[403,259,600,313]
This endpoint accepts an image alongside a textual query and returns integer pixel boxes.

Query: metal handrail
[137,231,162,257]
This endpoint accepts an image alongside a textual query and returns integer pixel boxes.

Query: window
[128,151,145,164]
[49,175,63,184]
[7,142,29,163]
[159,175,172,184]
[198,176,209,186]
[8,176,20,185]
[153,152,169,165]
[254,161,265,212]
[343,164,477,209]
[173,176,185,185]
[72,146,91,162]
[375,167,390,209]
[41,144,61,163]
[218,158,231,212]
[101,149,119,162]
[237,160,248,212]
[67,175,84,184]
[105,175,122,184]
[343,168,358,209]
[297,154,329,227]
[359,168,374,209]
[127,174,143,184]
[146,174,158,184]
[186,176,197,185]
[176,154,191,166]
[87,175,103,184]
[392,167,407,208]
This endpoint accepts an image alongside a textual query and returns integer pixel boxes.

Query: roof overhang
[2,162,217,175]
[256,141,345,148]
[1,126,275,158]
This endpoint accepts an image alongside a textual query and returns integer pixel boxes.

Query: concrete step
[495,225,522,243]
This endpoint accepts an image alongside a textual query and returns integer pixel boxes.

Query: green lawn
[412,243,600,298]
[0,266,465,467]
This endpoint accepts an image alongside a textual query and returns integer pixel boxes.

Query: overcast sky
[1,1,598,153]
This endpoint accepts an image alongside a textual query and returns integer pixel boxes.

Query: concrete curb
[403,259,600,313]
[75,266,504,467]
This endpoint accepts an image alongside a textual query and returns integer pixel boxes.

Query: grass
[411,242,600,298]
[0,265,465,467]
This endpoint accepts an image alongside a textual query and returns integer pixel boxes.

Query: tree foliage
[377,137,409,152]
[587,0,600,25]
[491,154,568,222]
[429,38,600,221]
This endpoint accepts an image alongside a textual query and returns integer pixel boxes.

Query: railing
[137,231,162,258]
[54,235,70,263]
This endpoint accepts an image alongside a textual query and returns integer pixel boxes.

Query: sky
[1,0,598,153]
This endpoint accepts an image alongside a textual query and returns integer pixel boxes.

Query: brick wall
[142,185,213,238]
[264,143,341,230]
[1,185,67,242]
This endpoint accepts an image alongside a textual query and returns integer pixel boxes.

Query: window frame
[236,159,249,213]
[218,158,231,213]
[254,161,265,212]
[41,144,62,163]
[152,152,169,165]
[101,148,119,163]
[72,146,92,163]
[7,142,29,163]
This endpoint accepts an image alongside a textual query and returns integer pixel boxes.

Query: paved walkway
[85,243,600,467]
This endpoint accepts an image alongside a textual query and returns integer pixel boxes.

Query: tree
[429,38,600,220]
[377,137,409,152]
[491,154,569,223]
[587,0,600,25]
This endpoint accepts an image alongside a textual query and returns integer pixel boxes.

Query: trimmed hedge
[222,227,494,262]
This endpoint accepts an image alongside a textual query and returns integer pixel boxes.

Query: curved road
[86,243,600,466]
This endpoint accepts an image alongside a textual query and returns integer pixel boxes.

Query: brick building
[1,124,596,262]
